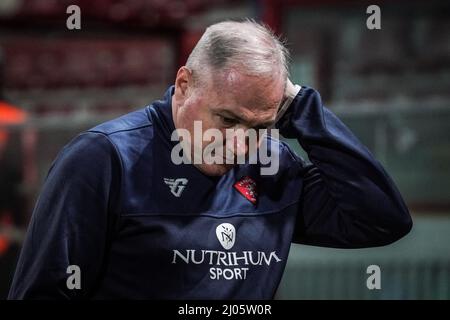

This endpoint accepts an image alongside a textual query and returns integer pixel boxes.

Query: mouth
[222,155,236,163]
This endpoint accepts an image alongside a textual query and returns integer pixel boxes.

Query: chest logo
[216,223,236,250]
[233,176,258,205]
[164,178,188,197]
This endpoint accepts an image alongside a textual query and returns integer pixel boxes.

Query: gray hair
[186,19,289,85]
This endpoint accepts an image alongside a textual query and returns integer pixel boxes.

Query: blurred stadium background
[0,0,449,299]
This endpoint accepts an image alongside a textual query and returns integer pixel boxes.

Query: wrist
[274,83,301,125]
[286,84,301,100]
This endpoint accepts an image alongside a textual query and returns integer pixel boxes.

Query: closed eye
[219,115,239,127]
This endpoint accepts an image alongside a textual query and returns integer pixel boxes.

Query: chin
[195,163,235,176]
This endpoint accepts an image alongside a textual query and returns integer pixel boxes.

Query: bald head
[186,20,289,86]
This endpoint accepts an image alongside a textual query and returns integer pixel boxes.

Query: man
[8,20,412,299]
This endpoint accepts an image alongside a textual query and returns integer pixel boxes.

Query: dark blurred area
[0,0,449,299]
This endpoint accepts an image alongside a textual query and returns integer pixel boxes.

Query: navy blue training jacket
[8,86,412,299]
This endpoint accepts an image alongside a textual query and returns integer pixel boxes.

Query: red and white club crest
[233,176,258,205]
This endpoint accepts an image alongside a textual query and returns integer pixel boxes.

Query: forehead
[208,69,284,115]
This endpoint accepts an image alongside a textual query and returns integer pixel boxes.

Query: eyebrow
[215,109,275,128]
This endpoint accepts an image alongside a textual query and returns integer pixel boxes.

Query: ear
[174,66,193,103]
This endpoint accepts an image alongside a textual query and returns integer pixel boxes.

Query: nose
[234,134,248,157]
[226,126,252,160]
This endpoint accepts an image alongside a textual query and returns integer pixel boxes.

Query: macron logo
[164,178,188,197]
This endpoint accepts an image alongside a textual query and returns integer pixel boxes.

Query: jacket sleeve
[277,86,412,248]
[8,132,121,299]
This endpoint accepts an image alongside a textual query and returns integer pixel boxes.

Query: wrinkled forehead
[209,68,285,112]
